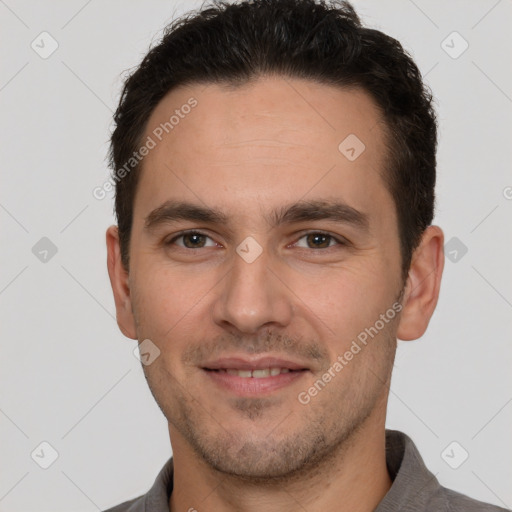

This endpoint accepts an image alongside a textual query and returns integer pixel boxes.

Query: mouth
[201,356,310,395]
[205,367,299,378]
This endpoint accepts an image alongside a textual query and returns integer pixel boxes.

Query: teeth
[220,367,293,378]
[252,368,270,378]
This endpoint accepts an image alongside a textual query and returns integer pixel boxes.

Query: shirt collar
[375,429,447,511]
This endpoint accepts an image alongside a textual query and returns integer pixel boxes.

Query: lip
[201,355,310,396]
[202,356,309,371]
[203,368,308,395]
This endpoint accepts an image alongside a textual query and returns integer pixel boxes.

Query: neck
[168,414,392,512]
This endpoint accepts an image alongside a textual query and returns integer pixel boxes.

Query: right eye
[165,231,219,249]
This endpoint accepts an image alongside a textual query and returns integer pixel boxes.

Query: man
[103,0,508,511]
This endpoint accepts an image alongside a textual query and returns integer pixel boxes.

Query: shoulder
[102,494,145,512]
[381,430,509,512]
[102,456,173,512]
[436,486,510,512]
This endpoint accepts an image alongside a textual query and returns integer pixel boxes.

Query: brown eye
[305,233,333,249]
[166,231,217,249]
[182,233,207,248]
[294,232,343,250]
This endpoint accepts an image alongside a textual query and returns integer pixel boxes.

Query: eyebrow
[144,199,369,232]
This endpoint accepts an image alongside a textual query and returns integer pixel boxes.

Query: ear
[397,225,444,341]
[106,225,138,340]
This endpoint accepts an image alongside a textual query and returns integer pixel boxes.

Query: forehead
[134,76,392,225]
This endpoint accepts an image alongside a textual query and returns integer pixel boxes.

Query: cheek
[290,262,398,347]
[131,261,217,341]
[131,268,213,385]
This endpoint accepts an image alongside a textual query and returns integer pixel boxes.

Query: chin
[189,426,337,483]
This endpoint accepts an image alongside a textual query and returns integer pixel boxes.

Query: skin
[106,76,444,512]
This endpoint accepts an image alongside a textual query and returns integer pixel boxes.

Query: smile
[208,367,294,378]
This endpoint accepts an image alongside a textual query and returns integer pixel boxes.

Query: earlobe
[106,225,138,340]
[397,225,445,341]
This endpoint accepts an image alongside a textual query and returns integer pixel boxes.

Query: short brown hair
[109,0,437,279]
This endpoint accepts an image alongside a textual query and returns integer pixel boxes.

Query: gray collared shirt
[103,429,509,511]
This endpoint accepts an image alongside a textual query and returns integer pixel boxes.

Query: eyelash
[165,230,348,250]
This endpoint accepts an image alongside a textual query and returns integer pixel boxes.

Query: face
[110,77,410,479]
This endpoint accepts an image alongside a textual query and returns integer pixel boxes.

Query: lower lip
[203,369,308,395]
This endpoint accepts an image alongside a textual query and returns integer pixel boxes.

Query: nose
[212,245,294,335]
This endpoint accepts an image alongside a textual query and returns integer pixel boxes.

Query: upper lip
[202,355,309,371]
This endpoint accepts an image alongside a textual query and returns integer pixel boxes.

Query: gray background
[1,0,511,510]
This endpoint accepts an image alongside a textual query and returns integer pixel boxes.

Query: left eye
[294,233,342,249]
